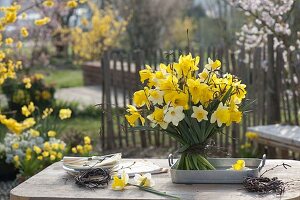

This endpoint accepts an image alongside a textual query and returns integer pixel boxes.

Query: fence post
[134,50,148,148]
[102,51,115,150]
[266,35,281,124]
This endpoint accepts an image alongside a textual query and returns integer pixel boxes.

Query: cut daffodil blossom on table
[111,171,129,190]
[111,172,178,199]
[229,160,246,171]
[134,173,155,187]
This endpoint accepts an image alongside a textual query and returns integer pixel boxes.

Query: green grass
[60,117,100,138]
[43,69,83,88]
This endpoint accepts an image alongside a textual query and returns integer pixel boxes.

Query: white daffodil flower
[191,105,208,122]
[134,173,155,187]
[164,106,185,126]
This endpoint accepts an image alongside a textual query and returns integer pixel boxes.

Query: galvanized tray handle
[258,154,266,172]
[168,154,174,167]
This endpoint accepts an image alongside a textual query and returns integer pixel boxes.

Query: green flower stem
[176,153,215,170]
[129,184,180,199]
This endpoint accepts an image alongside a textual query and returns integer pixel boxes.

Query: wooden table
[248,124,300,158]
[10,159,300,200]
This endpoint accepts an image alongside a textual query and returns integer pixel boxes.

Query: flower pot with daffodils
[125,53,248,172]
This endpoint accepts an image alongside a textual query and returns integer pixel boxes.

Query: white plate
[63,160,162,177]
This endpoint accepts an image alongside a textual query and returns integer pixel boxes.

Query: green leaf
[128,126,157,132]
[239,99,256,112]
[221,86,233,104]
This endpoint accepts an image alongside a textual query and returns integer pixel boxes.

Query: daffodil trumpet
[125,53,248,170]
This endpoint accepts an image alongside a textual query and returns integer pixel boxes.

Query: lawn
[62,117,100,137]
[43,69,83,88]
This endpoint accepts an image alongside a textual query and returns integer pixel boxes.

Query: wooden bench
[247,124,300,159]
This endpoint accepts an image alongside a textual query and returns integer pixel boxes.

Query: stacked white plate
[63,153,163,177]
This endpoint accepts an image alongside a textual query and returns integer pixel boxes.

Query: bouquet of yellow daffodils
[125,53,247,170]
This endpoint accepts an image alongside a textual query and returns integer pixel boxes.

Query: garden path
[55,86,125,108]
[1,86,125,108]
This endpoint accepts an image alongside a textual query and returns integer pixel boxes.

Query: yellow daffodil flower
[42,108,53,119]
[205,57,221,71]
[246,132,258,140]
[76,145,83,153]
[37,156,43,160]
[187,79,213,104]
[50,154,56,161]
[210,102,230,127]
[84,144,92,152]
[22,117,36,129]
[139,65,152,83]
[51,143,59,150]
[34,73,44,80]
[21,106,31,117]
[43,142,51,151]
[21,102,35,117]
[33,145,42,154]
[47,130,56,137]
[26,154,32,161]
[125,105,145,127]
[133,89,149,108]
[158,76,179,93]
[13,155,19,162]
[22,77,31,88]
[173,53,199,78]
[12,143,19,149]
[84,136,91,144]
[57,152,63,159]
[147,107,168,129]
[226,102,242,126]
[71,147,77,154]
[42,151,49,157]
[112,171,129,191]
[232,160,245,171]
[134,173,155,187]
[191,105,208,122]
[59,108,72,120]
[148,89,164,105]
[164,91,189,109]
[29,129,40,137]
[1,118,23,134]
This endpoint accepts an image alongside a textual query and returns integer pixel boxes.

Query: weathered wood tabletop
[10,159,300,200]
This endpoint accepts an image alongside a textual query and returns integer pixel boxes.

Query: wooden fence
[90,36,300,156]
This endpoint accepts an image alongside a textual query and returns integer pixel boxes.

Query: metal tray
[168,154,266,184]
